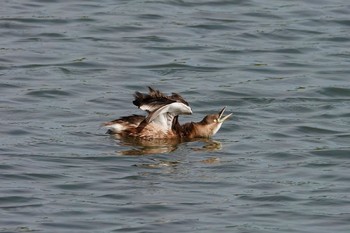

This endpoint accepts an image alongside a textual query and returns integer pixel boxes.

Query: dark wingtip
[106,129,112,134]
[133,91,144,107]
[171,92,189,106]
[133,87,189,109]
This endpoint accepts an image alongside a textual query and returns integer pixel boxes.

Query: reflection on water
[190,139,222,152]
[111,134,223,155]
[135,159,181,168]
[135,156,220,169]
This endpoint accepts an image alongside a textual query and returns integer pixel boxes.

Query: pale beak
[218,107,232,123]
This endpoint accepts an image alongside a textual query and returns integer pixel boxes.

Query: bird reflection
[111,134,222,156]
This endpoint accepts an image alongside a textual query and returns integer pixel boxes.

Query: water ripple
[318,87,350,97]
[1,0,350,232]
[26,89,72,98]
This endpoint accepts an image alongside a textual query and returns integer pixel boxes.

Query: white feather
[148,103,192,122]
[104,123,125,133]
[146,102,192,131]
[211,123,223,136]
[140,104,155,112]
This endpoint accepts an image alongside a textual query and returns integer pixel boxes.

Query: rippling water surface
[1,0,350,232]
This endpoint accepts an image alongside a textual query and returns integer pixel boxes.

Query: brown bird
[102,87,232,140]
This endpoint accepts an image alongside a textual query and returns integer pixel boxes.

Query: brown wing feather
[170,92,189,106]
[103,114,145,126]
[132,87,189,110]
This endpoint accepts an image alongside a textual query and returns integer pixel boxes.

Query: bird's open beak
[218,107,232,123]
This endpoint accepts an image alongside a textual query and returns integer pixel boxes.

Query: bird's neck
[179,121,211,139]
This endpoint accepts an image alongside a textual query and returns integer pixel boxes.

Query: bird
[102,87,232,140]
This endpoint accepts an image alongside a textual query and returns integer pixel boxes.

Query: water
[1,0,350,232]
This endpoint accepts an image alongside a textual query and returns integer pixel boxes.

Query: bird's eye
[214,119,217,123]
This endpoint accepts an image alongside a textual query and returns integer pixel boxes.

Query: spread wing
[133,87,189,112]
[145,102,192,128]
[133,87,192,132]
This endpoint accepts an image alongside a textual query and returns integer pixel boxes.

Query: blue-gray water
[1,0,350,232]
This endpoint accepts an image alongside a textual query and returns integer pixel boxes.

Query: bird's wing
[139,99,175,112]
[133,87,189,113]
[145,102,192,131]
[102,115,145,134]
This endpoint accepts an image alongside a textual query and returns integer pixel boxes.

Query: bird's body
[102,87,231,140]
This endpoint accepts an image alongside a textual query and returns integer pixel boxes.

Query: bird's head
[197,107,232,137]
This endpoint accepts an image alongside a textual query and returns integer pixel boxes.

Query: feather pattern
[133,87,189,112]
[102,115,145,134]
[132,87,192,133]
